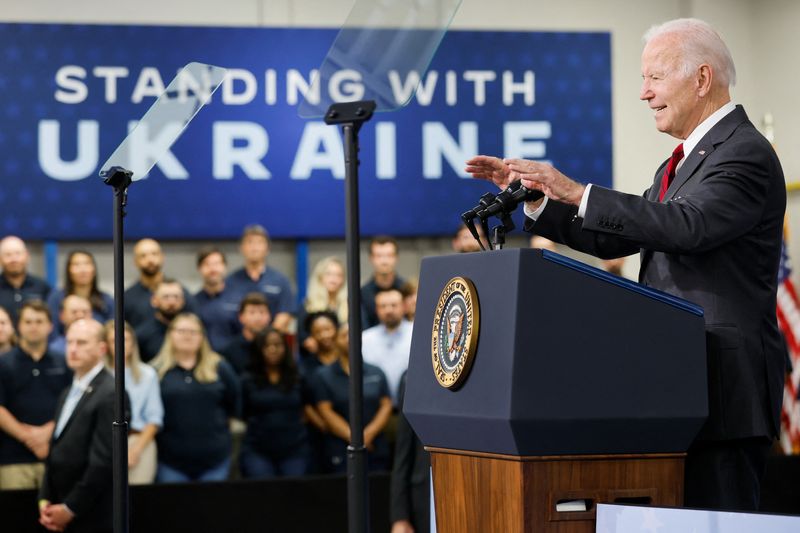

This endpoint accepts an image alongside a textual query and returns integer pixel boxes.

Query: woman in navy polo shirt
[150,313,241,483]
[298,311,341,379]
[313,325,393,473]
[298,311,340,473]
[47,250,114,330]
[240,328,315,478]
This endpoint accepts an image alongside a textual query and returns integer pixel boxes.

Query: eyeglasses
[174,328,202,336]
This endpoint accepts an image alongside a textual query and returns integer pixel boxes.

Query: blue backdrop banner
[0,23,611,240]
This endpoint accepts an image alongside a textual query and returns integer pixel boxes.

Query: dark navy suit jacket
[529,105,786,442]
[39,370,116,533]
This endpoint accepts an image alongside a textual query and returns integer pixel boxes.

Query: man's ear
[696,64,713,97]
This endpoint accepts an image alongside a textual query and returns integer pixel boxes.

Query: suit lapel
[54,371,106,441]
[647,160,669,202]
[663,143,713,200]
[639,106,749,279]
[51,389,70,442]
[662,105,748,201]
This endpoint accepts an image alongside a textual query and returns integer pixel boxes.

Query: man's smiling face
[640,34,703,140]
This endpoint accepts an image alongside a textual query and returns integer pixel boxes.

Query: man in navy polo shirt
[124,238,195,329]
[0,236,51,324]
[194,246,240,352]
[135,279,186,363]
[361,236,405,330]
[226,225,295,333]
[221,292,271,375]
[0,300,71,489]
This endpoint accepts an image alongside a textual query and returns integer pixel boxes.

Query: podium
[403,249,708,533]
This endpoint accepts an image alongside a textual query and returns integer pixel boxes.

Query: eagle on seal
[446,307,465,362]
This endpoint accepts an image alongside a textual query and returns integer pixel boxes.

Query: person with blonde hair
[149,313,241,483]
[305,257,348,320]
[298,257,347,358]
[103,320,163,485]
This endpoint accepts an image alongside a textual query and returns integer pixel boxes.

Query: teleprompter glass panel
[298,0,462,117]
[100,62,227,180]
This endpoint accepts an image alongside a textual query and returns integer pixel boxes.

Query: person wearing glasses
[149,313,241,483]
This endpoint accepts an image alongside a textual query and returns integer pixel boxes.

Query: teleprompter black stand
[99,166,132,533]
[324,100,376,533]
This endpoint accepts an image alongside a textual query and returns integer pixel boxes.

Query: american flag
[776,236,800,454]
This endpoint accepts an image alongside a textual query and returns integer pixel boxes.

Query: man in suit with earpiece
[38,319,116,533]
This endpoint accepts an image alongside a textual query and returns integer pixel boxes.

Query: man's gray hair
[644,18,736,88]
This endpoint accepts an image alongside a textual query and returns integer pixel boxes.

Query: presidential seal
[431,277,480,389]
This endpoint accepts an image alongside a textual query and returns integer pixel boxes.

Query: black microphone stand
[324,100,376,533]
[99,166,132,533]
[491,212,515,250]
[478,193,497,250]
[459,213,486,252]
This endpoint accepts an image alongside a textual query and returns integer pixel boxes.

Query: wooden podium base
[428,447,684,533]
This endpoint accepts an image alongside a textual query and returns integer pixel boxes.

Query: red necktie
[658,143,684,201]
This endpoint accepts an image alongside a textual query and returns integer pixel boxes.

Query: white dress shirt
[524,101,738,222]
[53,362,105,439]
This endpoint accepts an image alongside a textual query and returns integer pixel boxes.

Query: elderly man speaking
[466,18,785,512]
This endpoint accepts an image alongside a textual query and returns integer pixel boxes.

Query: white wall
[3,0,799,290]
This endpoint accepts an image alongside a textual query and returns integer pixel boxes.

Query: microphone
[461,191,497,225]
[461,182,544,251]
[477,181,544,219]
[461,192,497,250]
[460,213,486,251]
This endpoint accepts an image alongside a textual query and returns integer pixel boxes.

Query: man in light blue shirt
[362,288,413,406]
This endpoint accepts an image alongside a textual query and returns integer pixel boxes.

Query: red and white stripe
[776,276,800,453]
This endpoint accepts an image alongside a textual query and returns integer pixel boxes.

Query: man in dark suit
[390,372,431,533]
[39,319,115,533]
[466,18,785,512]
